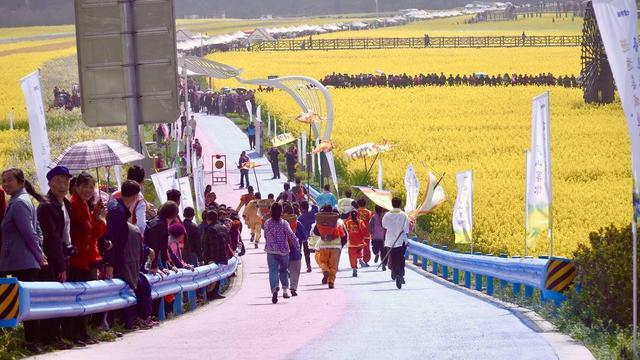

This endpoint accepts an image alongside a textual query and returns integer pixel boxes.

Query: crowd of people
[179,79,257,116]
[321,72,580,88]
[235,177,411,304]
[0,165,243,353]
[51,86,81,111]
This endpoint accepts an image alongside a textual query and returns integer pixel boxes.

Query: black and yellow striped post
[0,277,20,327]
[542,258,576,304]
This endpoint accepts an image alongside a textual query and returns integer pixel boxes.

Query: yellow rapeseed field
[256,87,630,257]
[0,42,76,127]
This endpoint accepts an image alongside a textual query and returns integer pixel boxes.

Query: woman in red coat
[67,172,105,345]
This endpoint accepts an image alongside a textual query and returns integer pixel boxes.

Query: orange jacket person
[345,211,368,277]
[356,198,373,266]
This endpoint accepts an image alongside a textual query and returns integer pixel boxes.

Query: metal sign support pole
[121,0,141,154]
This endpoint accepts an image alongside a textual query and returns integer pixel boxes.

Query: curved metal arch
[237,76,334,141]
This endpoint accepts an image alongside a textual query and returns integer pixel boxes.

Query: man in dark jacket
[201,210,228,299]
[202,211,229,265]
[37,166,73,350]
[105,180,143,330]
[182,207,201,266]
[105,180,140,279]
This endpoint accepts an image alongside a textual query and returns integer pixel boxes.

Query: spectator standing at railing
[382,197,410,289]
[67,172,105,346]
[105,180,146,330]
[110,165,147,236]
[182,207,202,267]
[37,166,74,350]
[263,202,299,303]
[202,210,229,300]
[0,168,47,353]
[145,201,180,271]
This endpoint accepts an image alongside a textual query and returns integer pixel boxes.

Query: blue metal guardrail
[406,238,575,304]
[0,257,238,328]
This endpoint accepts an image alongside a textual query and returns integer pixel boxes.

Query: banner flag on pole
[411,172,446,217]
[267,112,271,138]
[245,100,253,125]
[526,92,552,251]
[325,150,340,195]
[377,159,383,190]
[193,153,205,215]
[20,70,52,193]
[274,118,278,136]
[593,1,640,351]
[150,168,176,204]
[177,176,194,219]
[114,165,123,190]
[301,131,307,166]
[404,164,419,213]
[453,170,473,244]
[593,0,640,197]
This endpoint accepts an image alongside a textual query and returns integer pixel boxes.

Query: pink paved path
[34,115,349,360]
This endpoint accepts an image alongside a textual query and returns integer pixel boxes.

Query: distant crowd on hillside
[320,72,580,88]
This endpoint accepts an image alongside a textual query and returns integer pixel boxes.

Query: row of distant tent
[175,7,501,52]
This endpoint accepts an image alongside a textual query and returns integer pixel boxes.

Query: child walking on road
[345,211,369,277]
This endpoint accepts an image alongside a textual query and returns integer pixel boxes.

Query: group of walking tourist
[321,72,579,88]
[235,174,412,304]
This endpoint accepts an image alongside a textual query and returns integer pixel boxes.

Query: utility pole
[121,0,141,154]
[375,0,379,16]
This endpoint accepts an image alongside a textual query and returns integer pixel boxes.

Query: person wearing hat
[37,166,74,349]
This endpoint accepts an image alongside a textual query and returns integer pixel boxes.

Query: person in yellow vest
[312,205,347,289]
[243,192,262,245]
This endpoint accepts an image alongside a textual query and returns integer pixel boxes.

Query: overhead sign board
[75,0,179,126]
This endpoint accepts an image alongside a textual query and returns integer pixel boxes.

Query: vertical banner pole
[122,0,141,155]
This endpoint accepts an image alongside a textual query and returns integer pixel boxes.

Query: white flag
[193,154,205,215]
[245,100,253,123]
[20,70,51,193]
[413,171,446,216]
[377,159,383,190]
[453,170,473,244]
[594,0,640,195]
[267,112,272,137]
[150,168,176,204]
[404,164,419,213]
[325,150,339,195]
[176,176,194,219]
[114,165,123,190]
[301,132,307,166]
[526,92,552,249]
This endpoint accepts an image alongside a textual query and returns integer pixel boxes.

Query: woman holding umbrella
[68,172,105,345]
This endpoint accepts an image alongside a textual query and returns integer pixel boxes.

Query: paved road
[33,114,583,360]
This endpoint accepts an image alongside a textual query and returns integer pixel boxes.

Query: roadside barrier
[0,257,238,328]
